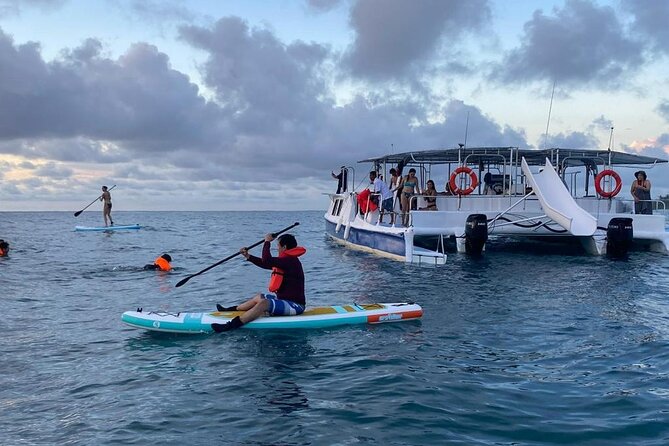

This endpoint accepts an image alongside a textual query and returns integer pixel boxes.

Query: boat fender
[595,169,622,198]
[449,166,478,195]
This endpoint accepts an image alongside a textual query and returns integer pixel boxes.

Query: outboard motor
[606,217,633,258]
[465,214,488,255]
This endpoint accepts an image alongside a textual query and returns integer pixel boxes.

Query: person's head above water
[160,253,172,262]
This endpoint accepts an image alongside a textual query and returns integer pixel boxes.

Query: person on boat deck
[419,180,438,210]
[369,171,395,224]
[400,168,420,226]
[0,239,9,257]
[331,166,348,194]
[440,181,453,195]
[631,170,652,215]
[212,233,306,332]
[100,185,114,227]
[144,254,172,271]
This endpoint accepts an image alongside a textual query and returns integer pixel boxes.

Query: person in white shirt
[369,171,395,224]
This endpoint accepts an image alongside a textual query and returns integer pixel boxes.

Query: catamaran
[324,146,668,261]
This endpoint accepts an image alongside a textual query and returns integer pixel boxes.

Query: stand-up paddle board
[75,224,141,232]
[122,302,422,333]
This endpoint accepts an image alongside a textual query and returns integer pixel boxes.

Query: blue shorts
[262,294,305,316]
[382,197,394,212]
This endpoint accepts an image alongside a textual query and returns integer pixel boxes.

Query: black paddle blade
[175,276,191,288]
[74,210,83,217]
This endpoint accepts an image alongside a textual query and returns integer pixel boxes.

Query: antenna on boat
[542,81,557,150]
[607,126,614,166]
[463,111,470,149]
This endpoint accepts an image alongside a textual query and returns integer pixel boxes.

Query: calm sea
[2,210,669,445]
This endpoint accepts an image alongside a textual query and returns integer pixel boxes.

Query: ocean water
[2,210,669,445]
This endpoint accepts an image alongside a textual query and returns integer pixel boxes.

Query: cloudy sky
[0,0,668,211]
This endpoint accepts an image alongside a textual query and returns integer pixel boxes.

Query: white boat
[325,147,669,260]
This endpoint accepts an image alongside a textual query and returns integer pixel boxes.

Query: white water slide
[521,157,597,236]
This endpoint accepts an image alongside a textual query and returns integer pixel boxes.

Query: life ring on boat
[449,166,478,195]
[594,169,622,198]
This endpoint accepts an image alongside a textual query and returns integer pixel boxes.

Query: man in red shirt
[212,233,306,332]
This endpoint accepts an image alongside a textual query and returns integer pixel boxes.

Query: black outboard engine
[606,217,633,258]
[465,214,488,255]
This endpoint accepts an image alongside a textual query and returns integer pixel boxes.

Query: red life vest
[154,256,172,271]
[0,248,6,257]
[268,246,306,292]
[357,189,378,213]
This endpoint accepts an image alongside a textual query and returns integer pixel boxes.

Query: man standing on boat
[100,186,114,226]
[212,233,306,332]
[331,166,348,194]
[370,171,395,224]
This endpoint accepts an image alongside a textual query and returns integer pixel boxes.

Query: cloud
[0,15,532,208]
[0,0,66,17]
[34,161,74,179]
[305,0,342,13]
[622,0,669,54]
[492,0,643,88]
[0,29,221,158]
[342,0,491,80]
[658,100,669,122]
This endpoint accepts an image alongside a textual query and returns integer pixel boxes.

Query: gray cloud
[492,0,643,88]
[658,100,669,122]
[0,0,65,17]
[0,29,223,158]
[541,131,599,149]
[305,0,342,13]
[343,0,490,80]
[623,0,669,54]
[0,15,530,205]
[34,161,74,179]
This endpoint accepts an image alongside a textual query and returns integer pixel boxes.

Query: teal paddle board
[122,302,423,333]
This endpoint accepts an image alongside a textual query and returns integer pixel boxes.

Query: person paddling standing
[212,233,306,332]
[100,186,114,226]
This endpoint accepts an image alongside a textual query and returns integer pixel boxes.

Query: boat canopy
[359,147,667,167]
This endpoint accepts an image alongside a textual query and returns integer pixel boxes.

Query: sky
[0,0,668,211]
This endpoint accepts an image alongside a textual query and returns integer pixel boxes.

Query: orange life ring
[594,169,622,198]
[449,166,478,195]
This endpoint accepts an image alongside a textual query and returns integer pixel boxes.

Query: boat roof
[359,147,667,167]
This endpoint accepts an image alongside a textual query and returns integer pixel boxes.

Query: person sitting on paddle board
[143,254,172,271]
[212,233,306,332]
[0,239,9,257]
[100,185,114,227]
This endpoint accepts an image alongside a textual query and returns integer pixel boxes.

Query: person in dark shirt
[331,166,348,194]
[212,233,306,332]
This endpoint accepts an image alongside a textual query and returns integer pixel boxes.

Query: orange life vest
[268,246,306,292]
[0,248,6,257]
[154,256,172,271]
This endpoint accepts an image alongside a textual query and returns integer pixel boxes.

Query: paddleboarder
[100,186,114,226]
[212,233,306,332]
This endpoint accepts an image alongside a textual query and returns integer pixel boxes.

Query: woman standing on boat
[400,168,420,226]
[631,171,652,215]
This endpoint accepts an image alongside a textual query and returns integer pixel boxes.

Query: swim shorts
[261,294,305,316]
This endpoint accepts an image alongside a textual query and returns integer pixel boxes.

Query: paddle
[74,185,116,217]
[175,222,300,288]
